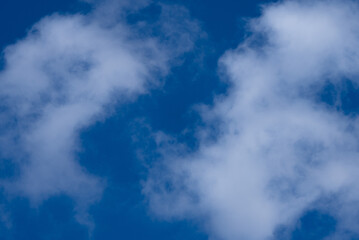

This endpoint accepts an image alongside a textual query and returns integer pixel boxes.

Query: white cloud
[145,1,359,239]
[0,1,199,227]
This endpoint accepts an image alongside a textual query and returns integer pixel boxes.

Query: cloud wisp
[0,1,199,227]
[145,1,359,239]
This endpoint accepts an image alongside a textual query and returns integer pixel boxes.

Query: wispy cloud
[0,0,200,228]
[145,1,359,239]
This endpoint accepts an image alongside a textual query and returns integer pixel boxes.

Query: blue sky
[2,0,359,240]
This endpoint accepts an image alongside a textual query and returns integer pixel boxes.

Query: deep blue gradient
[1,0,355,240]
[0,194,88,240]
[275,210,337,240]
[0,0,91,49]
[292,211,336,240]
[319,79,359,116]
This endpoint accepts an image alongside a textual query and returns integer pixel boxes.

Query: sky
[1,0,359,240]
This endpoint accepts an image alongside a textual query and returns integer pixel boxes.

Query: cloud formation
[145,1,359,239]
[0,1,199,226]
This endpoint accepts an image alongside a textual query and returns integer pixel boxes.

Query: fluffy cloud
[0,1,199,226]
[145,1,359,239]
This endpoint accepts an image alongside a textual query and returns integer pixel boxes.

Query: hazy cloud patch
[145,1,359,239]
[0,0,200,227]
